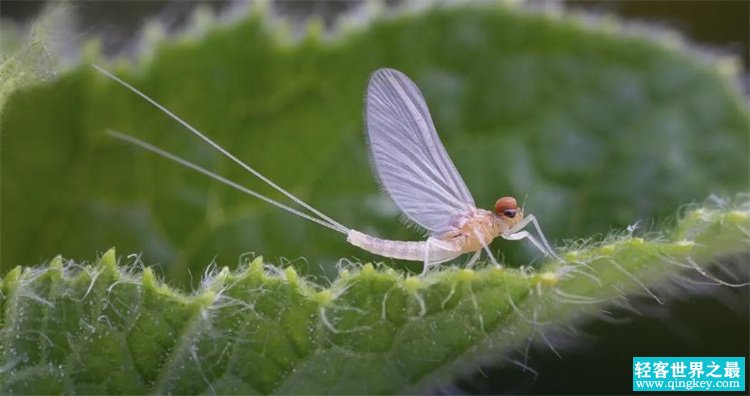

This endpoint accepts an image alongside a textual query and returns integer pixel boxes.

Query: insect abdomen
[347,230,460,262]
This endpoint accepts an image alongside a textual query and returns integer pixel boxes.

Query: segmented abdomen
[346,230,460,262]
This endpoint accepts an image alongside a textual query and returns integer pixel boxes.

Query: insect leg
[504,231,549,256]
[465,250,481,269]
[421,239,433,275]
[472,229,501,267]
[507,215,561,261]
[525,215,558,257]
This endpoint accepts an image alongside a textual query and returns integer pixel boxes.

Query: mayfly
[94,65,561,273]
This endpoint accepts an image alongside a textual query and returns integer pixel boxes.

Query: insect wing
[365,68,475,236]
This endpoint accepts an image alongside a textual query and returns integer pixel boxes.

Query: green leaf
[1,4,747,285]
[1,203,748,393]
[1,3,748,392]
[0,8,59,115]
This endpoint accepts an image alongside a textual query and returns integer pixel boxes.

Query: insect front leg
[503,231,550,257]
[505,215,562,261]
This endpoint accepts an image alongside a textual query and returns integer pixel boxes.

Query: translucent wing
[365,68,475,236]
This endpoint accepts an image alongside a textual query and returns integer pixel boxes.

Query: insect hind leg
[421,239,435,275]
[421,238,467,275]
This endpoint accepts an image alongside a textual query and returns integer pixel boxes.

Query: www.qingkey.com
[634,378,743,391]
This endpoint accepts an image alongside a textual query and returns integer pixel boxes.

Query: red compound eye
[494,196,518,218]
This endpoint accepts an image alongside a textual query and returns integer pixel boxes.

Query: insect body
[94,66,560,273]
[347,206,510,265]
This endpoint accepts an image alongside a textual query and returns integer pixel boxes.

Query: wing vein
[365,69,475,235]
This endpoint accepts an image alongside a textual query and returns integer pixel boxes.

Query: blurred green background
[4,0,749,71]
[1,1,748,394]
